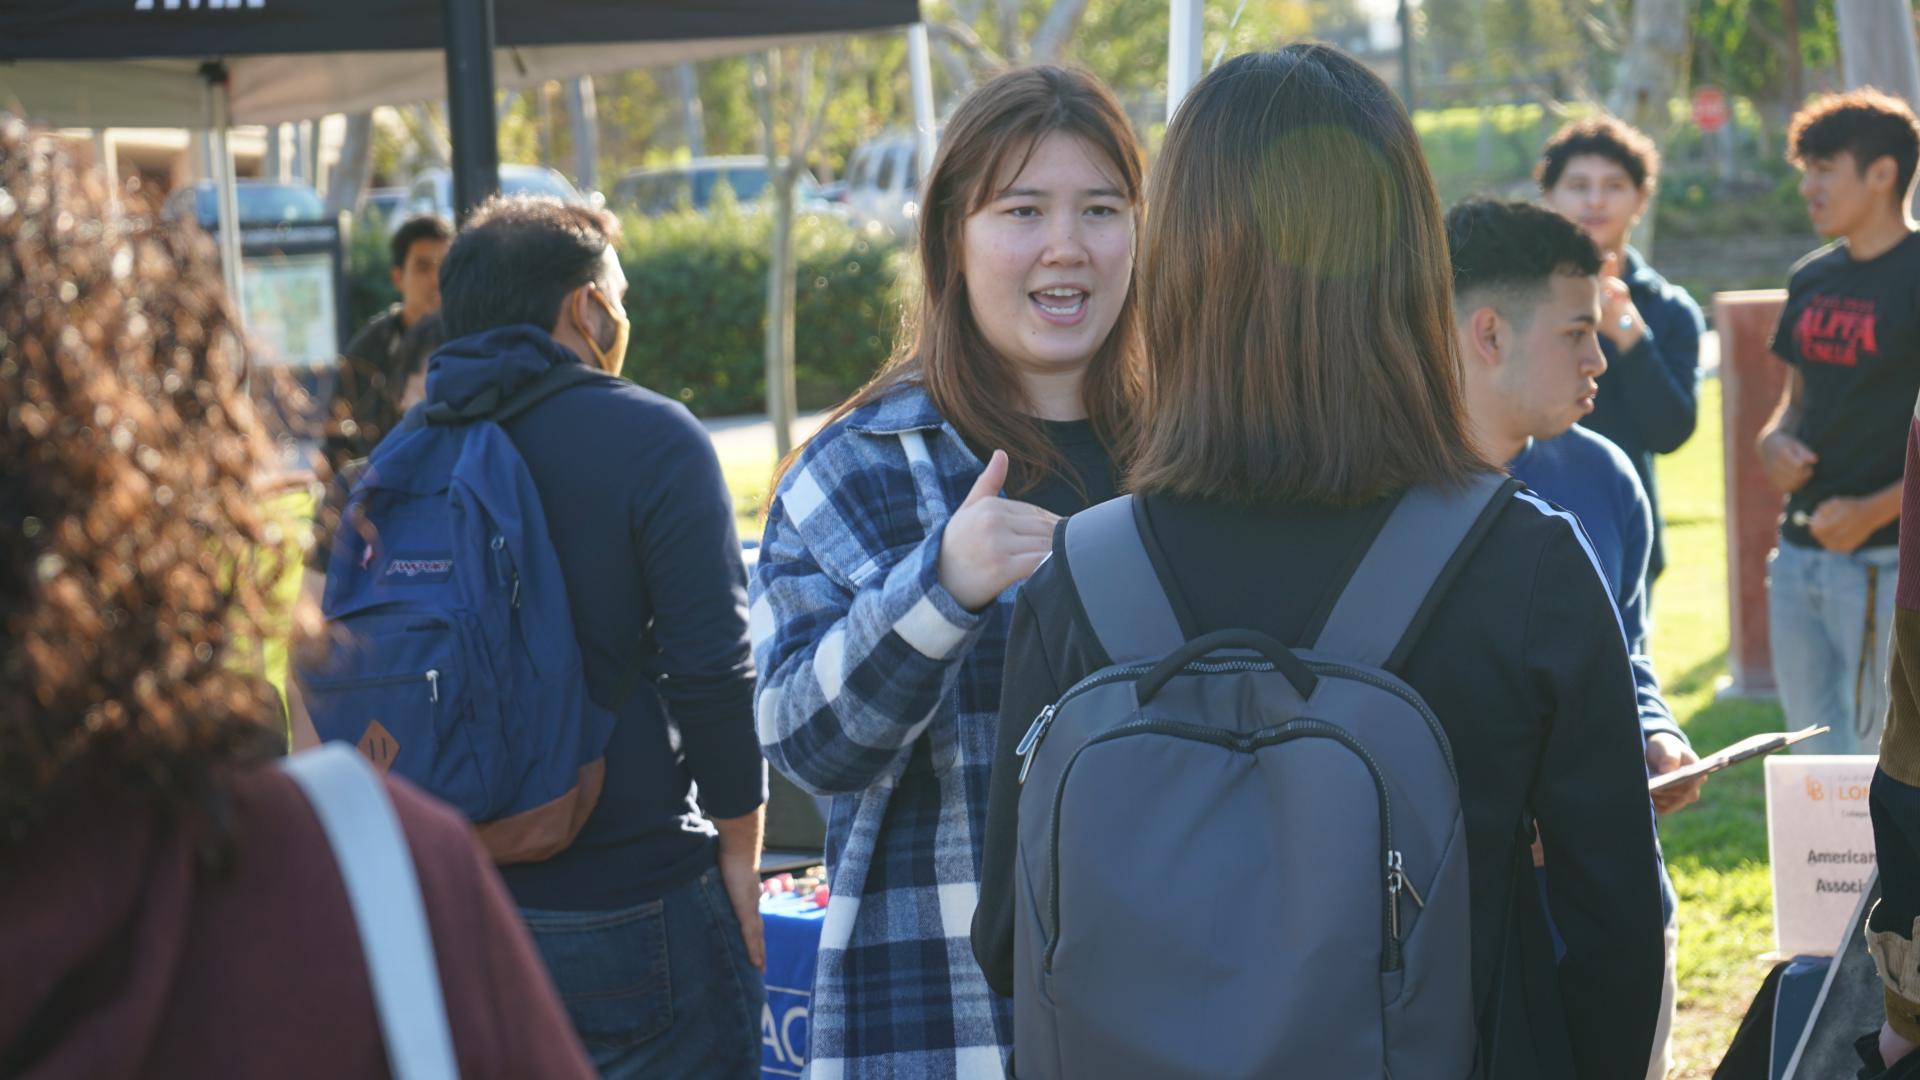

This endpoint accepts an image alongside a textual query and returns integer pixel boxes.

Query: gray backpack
[1011,475,1518,1079]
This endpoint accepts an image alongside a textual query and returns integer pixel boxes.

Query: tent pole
[443,0,501,223]
[907,23,938,184]
[93,129,121,213]
[203,67,246,326]
[1167,0,1203,123]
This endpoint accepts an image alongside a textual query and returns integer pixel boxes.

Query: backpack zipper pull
[426,669,441,703]
[1387,849,1424,942]
[1016,705,1058,784]
[1387,853,1403,941]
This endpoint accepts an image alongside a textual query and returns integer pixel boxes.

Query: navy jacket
[1510,427,1683,746]
[426,325,763,911]
[1582,246,1705,581]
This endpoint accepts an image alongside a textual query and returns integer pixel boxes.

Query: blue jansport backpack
[1011,474,1519,1079]
[300,362,617,864]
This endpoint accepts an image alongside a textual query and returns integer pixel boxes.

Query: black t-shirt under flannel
[1771,232,1920,550]
[966,418,1119,517]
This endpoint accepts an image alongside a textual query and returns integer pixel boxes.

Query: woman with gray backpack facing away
[970,46,1666,1079]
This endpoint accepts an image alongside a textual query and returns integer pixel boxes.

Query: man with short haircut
[432,196,766,1078]
[1759,89,1920,756]
[323,214,452,479]
[1447,198,1701,1080]
[1538,117,1706,587]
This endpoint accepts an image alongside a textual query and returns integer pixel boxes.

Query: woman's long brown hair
[777,65,1146,497]
[1129,46,1487,506]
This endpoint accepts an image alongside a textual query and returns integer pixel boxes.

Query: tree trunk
[757,46,842,458]
[1029,0,1092,63]
[994,0,1024,62]
[537,81,555,168]
[1607,0,1692,258]
[1838,0,1920,103]
[765,169,800,458]
[306,119,322,186]
[290,120,310,187]
[567,78,600,193]
[1838,0,1920,213]
[1783,0,1804,109]
[324,111,375,216]
[677,63,707,160]
[411,104,451,167]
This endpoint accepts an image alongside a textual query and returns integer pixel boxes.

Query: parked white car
[841,133,925,236]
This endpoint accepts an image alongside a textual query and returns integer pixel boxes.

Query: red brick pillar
[1717,290,1789,696]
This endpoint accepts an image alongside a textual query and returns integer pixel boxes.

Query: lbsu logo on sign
[135,0,265,9]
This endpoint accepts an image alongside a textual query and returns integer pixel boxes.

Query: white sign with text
[1765,754,1878,957]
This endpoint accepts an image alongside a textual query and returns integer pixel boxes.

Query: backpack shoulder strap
[1311,472,1522,671]
[423,361,611,427]
[281,745,460,1080]
[1063,494,1187,665]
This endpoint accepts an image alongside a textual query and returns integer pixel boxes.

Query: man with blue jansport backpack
[299,197,766,1079]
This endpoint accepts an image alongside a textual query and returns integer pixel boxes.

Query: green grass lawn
[1654,376,1784,1078]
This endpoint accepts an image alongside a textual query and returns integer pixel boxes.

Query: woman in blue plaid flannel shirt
[750,66,1146,1078]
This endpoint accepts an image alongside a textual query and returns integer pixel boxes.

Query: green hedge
[1409,97,1810,239]
[346,198,908,418]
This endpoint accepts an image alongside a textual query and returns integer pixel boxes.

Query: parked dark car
[609,156,826,216]
[163,180,327,231]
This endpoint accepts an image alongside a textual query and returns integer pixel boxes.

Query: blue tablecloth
[761,892,826,1079]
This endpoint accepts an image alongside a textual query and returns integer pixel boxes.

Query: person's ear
[1633,185,1652,223]
[1468,306,1504,368]
[1866,155,1899,196]
[391,266,405,291]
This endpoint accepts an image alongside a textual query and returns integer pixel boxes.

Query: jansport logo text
[386,558,454,579]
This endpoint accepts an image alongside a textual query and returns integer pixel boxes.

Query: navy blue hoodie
[426,325,764,911]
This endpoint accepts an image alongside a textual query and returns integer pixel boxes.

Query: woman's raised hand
[937,450,1061,611]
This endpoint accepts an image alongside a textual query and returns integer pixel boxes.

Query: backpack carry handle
[1135,629,1319,705]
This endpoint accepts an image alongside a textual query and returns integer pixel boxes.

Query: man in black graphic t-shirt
[1759,88,1920,758]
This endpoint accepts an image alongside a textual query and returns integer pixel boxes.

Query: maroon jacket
[0,765,594,1079]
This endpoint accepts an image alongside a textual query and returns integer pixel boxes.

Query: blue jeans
[1768,540,1899,755]
[521,868,764,1080]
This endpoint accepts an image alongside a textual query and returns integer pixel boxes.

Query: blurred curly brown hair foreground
[0,116,284,850]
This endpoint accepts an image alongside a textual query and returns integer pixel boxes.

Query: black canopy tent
[0,1,917,124]
[1,0,920,318]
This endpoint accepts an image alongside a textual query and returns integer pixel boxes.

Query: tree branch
[928,18,1006,71]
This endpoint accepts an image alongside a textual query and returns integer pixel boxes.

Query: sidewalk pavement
[702,412,830,468]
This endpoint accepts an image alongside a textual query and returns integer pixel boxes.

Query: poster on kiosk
[236,220,350,477]
[1766,755,1879,957]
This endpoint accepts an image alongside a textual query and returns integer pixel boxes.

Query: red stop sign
[1692,86,1730,133]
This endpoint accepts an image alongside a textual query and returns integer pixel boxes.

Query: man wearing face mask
[431,197,767,1078]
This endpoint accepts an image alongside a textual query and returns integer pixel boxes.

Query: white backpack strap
[282,744,460,1080]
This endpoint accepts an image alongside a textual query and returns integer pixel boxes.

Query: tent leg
[908,23,938,184]
[204,74,246,324]
[1167,0,1203,123]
